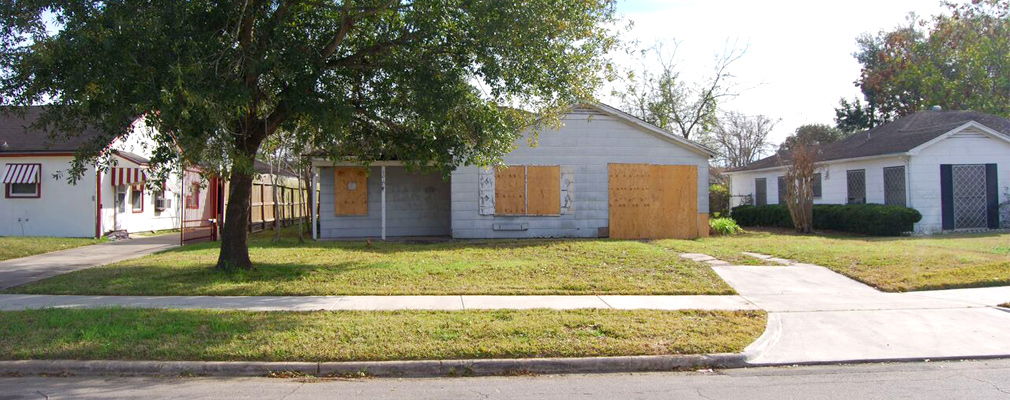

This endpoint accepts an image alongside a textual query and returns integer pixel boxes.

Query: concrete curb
[741,313,782,363]
[0,354,747,377]
[745,353,1010,368]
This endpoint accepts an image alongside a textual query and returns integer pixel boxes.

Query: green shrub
[730,204,922,236]
[709,184,730,217]
[729,205,793,228]
[709,217,743,235]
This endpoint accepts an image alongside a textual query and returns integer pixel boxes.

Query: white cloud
[603,0,948,144]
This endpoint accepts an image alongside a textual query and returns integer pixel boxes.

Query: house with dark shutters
[726,107,1010,234]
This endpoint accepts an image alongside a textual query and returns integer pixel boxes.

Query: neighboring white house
[312,103,716,240]
[726,108,1010,234]
[0,107,210,238]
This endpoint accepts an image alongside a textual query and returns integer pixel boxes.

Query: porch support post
[381,165,387,241]
[311,167,319,241]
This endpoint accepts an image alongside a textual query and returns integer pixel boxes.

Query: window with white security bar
[883,166,906,206]
[846,169,866,204]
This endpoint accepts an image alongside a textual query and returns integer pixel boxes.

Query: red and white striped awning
[111,167,147,186]
[2,164,40,184]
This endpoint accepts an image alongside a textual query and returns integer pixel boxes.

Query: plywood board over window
[494,166,526,216]
[608,163,698,239]
[334,167,368,216]
[526,166,561,215]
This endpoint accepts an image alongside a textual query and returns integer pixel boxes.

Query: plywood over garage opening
[334,167,368,215]
[608,163,698,239]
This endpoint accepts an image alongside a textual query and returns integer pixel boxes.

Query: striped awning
[111,167,147,186]
[2,164,40,184]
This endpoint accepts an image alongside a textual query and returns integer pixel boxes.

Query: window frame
[777,176,787,205]
[153,183,167,212]
[186,182,201,209]
[130,185,144,213]
[4,163,41,199]
[846,169,866,205]
[883,166,907,206]
[494,165,562,217]
[812,173,822,198]
[754,177,767,206]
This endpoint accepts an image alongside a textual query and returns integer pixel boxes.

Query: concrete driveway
[710,262,1010,365]
[0,234,178,290]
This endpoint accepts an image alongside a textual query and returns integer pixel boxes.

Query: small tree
[780,142,817,233]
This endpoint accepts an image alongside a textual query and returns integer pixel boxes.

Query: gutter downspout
[381,165,386,241]
[311,167,318,241]
[904,156,913,209]
[95,167,102,238]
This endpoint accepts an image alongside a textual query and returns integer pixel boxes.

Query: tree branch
[321,0,401,60]
[324,30,419,69]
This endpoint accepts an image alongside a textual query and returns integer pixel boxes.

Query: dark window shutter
[940,164,954,230]
[986,163,999,229]
[812,173,822,198]
[777,176,786,205]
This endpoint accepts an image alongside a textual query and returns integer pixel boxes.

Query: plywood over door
[333,167,368,216]
[526,166,561,215]
[608,163,698,239]
[494,166,526,216]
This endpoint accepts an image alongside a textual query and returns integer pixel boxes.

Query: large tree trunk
[216,167,255,270]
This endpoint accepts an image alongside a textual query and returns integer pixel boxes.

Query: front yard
[0,236,104,262]
[0,308,766,362]
[656,230,1010,292]
[6,231,733,296]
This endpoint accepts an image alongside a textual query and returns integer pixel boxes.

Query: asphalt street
[1,359,1008,399]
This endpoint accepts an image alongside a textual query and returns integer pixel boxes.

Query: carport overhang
[309,159,448,242]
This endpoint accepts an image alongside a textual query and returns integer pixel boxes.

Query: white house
[726,108,1010,234]
[0,107,212,238]
[312,103,716,240]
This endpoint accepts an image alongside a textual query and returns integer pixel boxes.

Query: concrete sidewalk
[0,293,758,311]
[706,255,1010,365]
[0,234,178,290]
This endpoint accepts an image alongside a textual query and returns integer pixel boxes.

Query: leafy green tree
[780,124,847,151]
[834,97,883,133]
[0,0,619,270]
[851,0,1010,120]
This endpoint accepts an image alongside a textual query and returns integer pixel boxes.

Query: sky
[602,0,951,145]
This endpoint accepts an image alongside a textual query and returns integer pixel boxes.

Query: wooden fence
[249,182,309,232]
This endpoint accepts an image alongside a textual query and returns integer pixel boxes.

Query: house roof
[0,106,109,153]
[730,109,1010,172]
[112,150,150,166]
[583,103,719,157]
[254,160,299,178]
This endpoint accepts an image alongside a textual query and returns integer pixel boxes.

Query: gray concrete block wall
[319,166,451,238]
[450,110,711,239]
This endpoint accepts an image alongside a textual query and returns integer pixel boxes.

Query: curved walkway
[707,253,1010,365]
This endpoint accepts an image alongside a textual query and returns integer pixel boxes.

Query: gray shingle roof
[0,106,110,153]
[732,110,1010,172]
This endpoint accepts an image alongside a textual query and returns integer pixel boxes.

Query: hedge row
[730,204,923,236]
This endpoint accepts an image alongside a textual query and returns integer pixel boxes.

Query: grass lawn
[0,236,104,262]
[0,308,766,362]
[6,230,732,296]
[656,230,1010,292]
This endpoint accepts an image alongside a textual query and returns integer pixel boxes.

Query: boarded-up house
[311,104,716,240]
